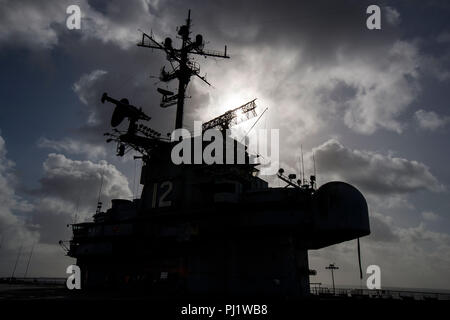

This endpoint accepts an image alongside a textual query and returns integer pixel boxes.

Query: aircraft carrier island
[64,10,370,298]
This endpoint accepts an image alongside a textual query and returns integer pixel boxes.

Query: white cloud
[0,152,132,277]
[0,1,423,138]
[340,41,419,134]
[415,109,450,131]
[38,137,107,159]
[0,135,72,278]
[196,40,421,139]
[0,0,161,49]
[419,54,450,82]
[1,0,449,286]
[36,153,132,210]
[79,0,158,50]
[422,211,440,222]
[0,134,38,252]
[73,69,107,107]
[312,139,444,195]
[22,153,132,250]
[398,222,449,245]
[0,0,66,48]
[385,6,401,26]
[367,212,399,242]
[310,213,450,290]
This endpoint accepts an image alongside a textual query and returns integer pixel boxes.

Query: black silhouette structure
[138,10,229,129]
[326,263,339,295]
[65,10,370,298]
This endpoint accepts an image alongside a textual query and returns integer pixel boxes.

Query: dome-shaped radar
[309,181,370,249]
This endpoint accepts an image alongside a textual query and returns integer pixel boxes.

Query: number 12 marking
[151,181,173,208]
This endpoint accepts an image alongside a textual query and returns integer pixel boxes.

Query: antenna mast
[301,145,305,185]
[325,263,339,295]
[11,242,23,280]
[138,9,230,129]
[24,243,35,278]
[96,169,104,214]
[313,151,316,177]
[312,151,317,188]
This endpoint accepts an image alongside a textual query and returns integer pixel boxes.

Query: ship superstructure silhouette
[66,11,370,297]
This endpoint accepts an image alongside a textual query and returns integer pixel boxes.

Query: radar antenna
[202,99,258,132]
[101,93,163,157]
[138,9,230,129]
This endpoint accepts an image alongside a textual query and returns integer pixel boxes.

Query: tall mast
[11,242,23,280]
[175,10,191,130]
[301,145,305,184]
[24,243,35,278]
[138,9,230,129]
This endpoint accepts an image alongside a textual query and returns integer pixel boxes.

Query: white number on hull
[151,181,173,208]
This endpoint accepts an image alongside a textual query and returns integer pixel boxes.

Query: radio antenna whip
[313,151,317,188]
[240,107,268,143]
[96,168,105,214]
[11,242,23,280]
[301,145,305,185]
[24,243,35,278]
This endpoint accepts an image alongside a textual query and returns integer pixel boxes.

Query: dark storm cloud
[0,0,66,48]
[163,1,431,139]
[2,0,444,155]
[0,0,184,142]
[159,0,396,48]
[2,0,436,139]
[0,0,159,49]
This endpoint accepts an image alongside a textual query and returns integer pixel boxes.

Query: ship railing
[310,286,450,300]
[72,223,91,238]
[0,277,65,285]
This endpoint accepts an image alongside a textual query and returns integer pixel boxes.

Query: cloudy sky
[0,0,449,290]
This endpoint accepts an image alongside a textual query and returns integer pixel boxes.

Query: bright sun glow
[221,95,248,113]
